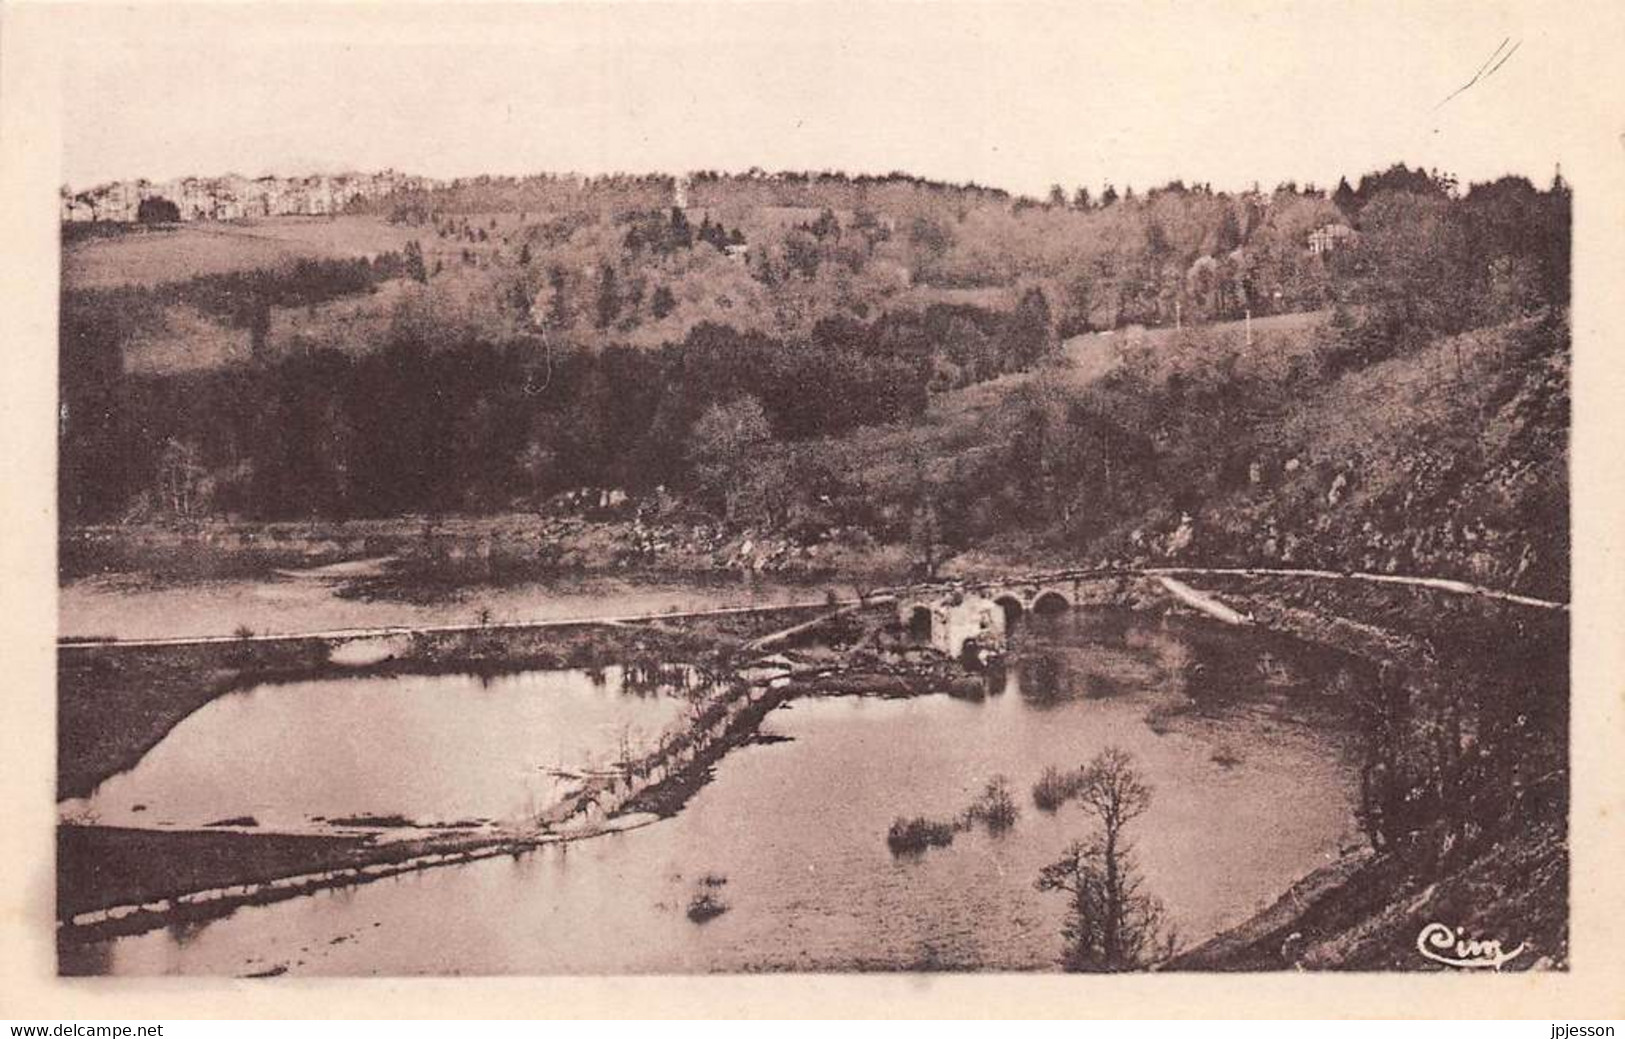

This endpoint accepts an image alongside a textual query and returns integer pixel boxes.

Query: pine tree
[1214,208,1243,253]
[595,262,620,329]
[546,265,571,328]
[403,239,428,283]
[651,285,677,319]
[1332,176,1358,216]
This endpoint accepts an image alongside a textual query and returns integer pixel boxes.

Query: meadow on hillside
[61,216,424,290]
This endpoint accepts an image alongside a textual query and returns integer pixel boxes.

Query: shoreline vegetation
[56,560,1566,970]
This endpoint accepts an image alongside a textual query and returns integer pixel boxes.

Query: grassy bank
[58,825,434,920]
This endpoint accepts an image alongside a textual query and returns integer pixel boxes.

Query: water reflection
[61,666,693,831]
[63,608,1363,976]
[164,917,212,948]
[60,571,828,642]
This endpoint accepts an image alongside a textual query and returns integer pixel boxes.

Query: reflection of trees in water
[1159,624,1338,710]
[1012,616,1189,708]
[1010,652,1128,704]
[619,660,716,700]
[1013,652,1067,708]
[164,915,214,948]
[1144,629,1212,704]
[982,662,1008,698]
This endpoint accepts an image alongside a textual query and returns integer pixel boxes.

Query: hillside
[58,165,1386,376]
[757,307,1568,602]
[59,164,1570,589]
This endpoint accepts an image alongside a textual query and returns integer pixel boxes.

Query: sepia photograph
[5,0,1621,1011]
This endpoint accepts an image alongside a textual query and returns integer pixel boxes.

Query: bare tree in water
[1036,746,1174,970]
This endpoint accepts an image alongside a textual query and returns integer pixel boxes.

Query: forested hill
[357,164,1512,337]
[60,163,1570,596]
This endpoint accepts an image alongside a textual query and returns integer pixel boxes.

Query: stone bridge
[894,572,1104,663]
[889,560,1567,665]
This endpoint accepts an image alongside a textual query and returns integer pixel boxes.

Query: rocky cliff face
[1086,314,1569,602]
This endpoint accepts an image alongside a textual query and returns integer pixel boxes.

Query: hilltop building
[1308,222,1357,255]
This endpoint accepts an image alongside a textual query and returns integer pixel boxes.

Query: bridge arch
[1031,588,1073,615]
[992,593,1026,627]
[903,603,934,641]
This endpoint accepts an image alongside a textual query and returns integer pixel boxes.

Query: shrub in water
[686,891,729,923]
[965,775,1020,832]
[686,872,730,923]
[886,816,957,855]
[1032,766,1083,812]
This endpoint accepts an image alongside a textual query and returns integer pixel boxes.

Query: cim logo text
[1415,921,1526,969]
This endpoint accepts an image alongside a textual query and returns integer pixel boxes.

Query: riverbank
[62,513,910,588]
[56,566,1568,968]
[59,824,469,921]
[59,597,1369,973]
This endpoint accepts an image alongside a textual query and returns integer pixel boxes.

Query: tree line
[58,290,1062,523]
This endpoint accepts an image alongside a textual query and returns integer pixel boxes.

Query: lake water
[59,569,824,641]
[60,610,1362,975]
[59,666,696,831]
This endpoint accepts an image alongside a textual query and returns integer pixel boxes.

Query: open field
[66,212,541,373]
[116,272,515,374]
[62,216,421,290]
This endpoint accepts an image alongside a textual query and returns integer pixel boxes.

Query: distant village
[59,170,434,224]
